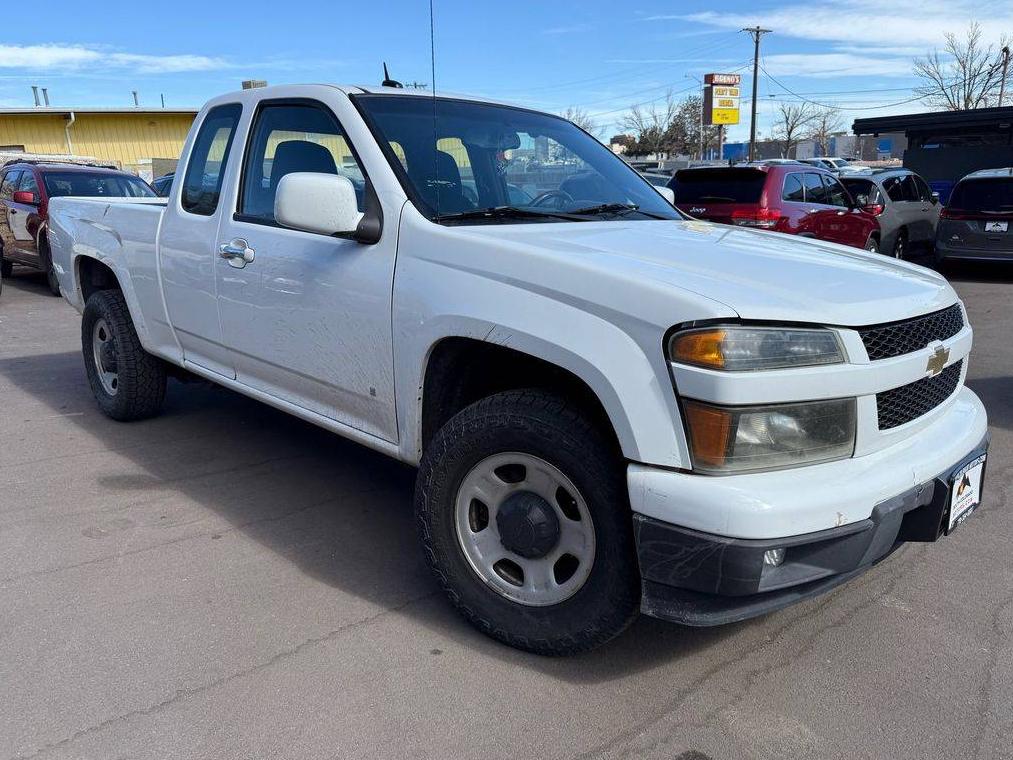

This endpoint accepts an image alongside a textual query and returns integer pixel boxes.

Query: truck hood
[458,219,956,326]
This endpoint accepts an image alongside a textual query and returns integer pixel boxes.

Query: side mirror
[657,186,675,205]
[12,190,37,205]
[275,172,363,237]
[854,193,869,207]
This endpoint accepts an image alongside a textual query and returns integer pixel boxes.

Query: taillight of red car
[730,207,781,229]
[862,203,884,216]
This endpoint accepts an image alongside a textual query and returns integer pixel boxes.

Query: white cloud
[762,53,914,79]
[0,44,227,74]
[678,0,1013,49]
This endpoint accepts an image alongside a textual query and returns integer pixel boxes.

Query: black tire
[864,235,880,253]
[416,389,640,656]
[82,290,167,421]
[891,229,907,259]
[39,238,61,296]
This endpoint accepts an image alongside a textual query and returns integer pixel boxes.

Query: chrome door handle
[219,239,255,267]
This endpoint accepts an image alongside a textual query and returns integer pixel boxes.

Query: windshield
[352,95,680,224]
[948,178,1013,213]
[670,168,767,204]
[43,171,155,199]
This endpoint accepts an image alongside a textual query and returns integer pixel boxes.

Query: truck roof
[209,83,519,110]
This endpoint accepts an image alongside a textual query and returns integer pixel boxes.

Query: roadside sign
[703,73,741,126]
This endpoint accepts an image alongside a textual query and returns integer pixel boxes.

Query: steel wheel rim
[92,318,118,396]
[454,452,596,607]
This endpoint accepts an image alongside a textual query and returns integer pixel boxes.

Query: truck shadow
[0,350,739,682]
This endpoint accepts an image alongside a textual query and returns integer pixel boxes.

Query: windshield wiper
[434,206,590,223]
[568,202,668,220]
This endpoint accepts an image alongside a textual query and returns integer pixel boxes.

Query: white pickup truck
[48,84,988,655]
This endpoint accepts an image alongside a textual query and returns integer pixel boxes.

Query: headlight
[669,326,845,371]
[683,398,856,474]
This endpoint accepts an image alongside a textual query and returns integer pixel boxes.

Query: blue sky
[1,0,1011,142]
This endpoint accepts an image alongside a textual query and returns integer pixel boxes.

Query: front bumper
[629,387,989,626]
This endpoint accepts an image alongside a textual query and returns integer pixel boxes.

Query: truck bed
[48,197,167,313]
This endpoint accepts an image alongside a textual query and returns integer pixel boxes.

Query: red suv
[668,164,881,252]
[0,160,155,295]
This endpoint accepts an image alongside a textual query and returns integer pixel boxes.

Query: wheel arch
[416,335,639,464]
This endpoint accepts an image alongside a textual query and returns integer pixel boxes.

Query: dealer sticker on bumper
[949,454,986,531]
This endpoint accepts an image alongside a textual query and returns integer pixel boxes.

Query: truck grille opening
[876,360,963,430]
[858,304,964,361]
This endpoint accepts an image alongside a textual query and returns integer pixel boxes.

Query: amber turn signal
[682,401,733,468]
[670,329,727,369]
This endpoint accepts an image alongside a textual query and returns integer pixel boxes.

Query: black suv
[0,160,155,295]
[935,168,1013,265]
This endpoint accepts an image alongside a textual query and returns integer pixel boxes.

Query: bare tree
[914,23,1012,110]
[619,92,679,156]
[772,102,816,158]
[807,106,844,156]
[560,106,598,136]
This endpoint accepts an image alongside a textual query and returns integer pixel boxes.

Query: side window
[913,176,932,202]
[884,177,904,203]
[782,173,805,202]
[822,175,850,207]
[900,175,921,202]
[181,103,242,216]
[240,102,366,223]
[802,172,828,204]
[1,170,22,200]
[18,171,40,199]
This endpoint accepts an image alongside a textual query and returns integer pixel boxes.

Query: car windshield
[353,95,680,224]
[670,168,767,204]
[948,178,1013,212]
[43,171,156,198]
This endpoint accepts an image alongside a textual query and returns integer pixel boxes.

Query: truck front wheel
[416,390,640,655]
[82,290,166,421]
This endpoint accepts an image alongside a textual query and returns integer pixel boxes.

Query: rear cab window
[670,168,767,204]
[181,103,242,216]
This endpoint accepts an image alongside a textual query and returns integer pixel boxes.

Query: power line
[494,32,744,95]
[760,65,926,111]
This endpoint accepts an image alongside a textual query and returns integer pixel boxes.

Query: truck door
[158,103,244,378]
[213,97,398,442]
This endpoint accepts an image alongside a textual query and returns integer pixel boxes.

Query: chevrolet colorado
[47,84,988,655]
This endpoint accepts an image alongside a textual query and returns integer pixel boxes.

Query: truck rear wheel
[416,390,640,655]
[82,290,167,421]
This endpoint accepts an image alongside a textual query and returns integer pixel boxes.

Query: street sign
[703,73,741,126]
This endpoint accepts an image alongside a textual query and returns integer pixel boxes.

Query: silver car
[840,169,940,259]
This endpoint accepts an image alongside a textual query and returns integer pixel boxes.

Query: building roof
[0,107,198,116]
[853,106,1013,135]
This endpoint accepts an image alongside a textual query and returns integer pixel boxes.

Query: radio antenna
[429,0,440,215]
[381,62,403,88]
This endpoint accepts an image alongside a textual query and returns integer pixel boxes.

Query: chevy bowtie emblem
[926,345,949,376]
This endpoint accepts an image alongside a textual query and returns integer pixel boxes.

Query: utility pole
[742,26,772,162]
[999,46,1011,107]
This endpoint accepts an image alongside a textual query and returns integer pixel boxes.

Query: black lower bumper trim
[635,435,989,626]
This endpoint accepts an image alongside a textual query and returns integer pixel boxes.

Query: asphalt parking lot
[1,255,1011,760]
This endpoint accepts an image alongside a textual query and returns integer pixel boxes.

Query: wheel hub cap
[495,491,560,559]
[99,341,118,373]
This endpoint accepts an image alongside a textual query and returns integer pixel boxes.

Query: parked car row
[0,159,157,295]
[667,163,941,258]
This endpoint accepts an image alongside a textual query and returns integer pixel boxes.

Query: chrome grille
[859,304,964,361]
[877,360,963,430]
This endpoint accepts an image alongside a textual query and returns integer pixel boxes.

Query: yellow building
[0,107,197,181]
